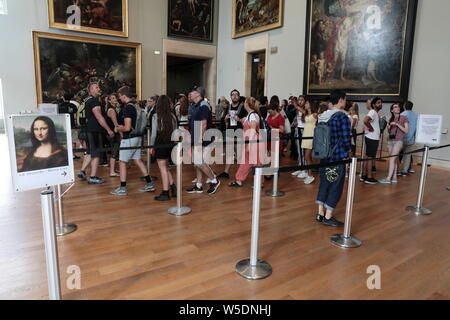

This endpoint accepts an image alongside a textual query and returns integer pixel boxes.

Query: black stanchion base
[236,259,272,280]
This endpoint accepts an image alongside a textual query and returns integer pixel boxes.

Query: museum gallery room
[0,0,449,302]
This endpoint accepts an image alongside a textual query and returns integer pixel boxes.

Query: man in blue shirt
[400,101,418,175]
[186,87,221,195]
[316,90,352,227]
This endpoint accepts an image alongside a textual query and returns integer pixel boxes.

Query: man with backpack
[111,86,155,196]
[314,90,352,227]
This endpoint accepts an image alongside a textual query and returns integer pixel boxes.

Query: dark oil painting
[168,0,214,42]
[304,0,418,102]
[49,0,128,37]
[34,32,140,104]
[233,0,283,39]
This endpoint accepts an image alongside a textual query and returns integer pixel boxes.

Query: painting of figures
[304,0,418,102]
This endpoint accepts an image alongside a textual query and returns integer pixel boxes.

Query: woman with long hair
[300,98,318,184]
[228,97,266,187]
[266,95,285,156]
[21,116,68,172]
[150,95,178,201]
[379,103,409,184]
[106,93,122,177]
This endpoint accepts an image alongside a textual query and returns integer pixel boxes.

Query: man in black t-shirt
[111,86,155,196]
[83,83,114,184]
[217,89,247,179]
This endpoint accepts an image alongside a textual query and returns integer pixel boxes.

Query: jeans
[316,164,346,212]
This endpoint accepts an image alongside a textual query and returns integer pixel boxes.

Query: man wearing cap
[186,87,221,195]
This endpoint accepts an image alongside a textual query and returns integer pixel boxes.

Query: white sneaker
[297,171,308,179]
[292,170,301,176]
[304,176,315,185]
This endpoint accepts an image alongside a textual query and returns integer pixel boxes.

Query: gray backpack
[130,103,148,137]
[312,112,342,160]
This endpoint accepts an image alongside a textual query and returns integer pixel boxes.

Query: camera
[389,134,396,140]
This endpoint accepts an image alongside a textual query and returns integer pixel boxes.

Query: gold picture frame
[232,0,284,39]
[47,0,129,38]
[33,31,141,104]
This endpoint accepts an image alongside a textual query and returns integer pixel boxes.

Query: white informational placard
[39,104,59,115]
[6,114,74,192]
[416,114,443,145]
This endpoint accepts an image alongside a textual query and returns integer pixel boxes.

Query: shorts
[120,137,142,163]
[86,132,104,158]
[365,137,379,158]
[388,140,403,152]
[191,144,214,166]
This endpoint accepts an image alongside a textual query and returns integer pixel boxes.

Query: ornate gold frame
[232,0,284,39]
[47,0,129,38]
[32,31,141,104]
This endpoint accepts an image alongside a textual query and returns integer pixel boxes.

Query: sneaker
[88,177,106,185]
[316,214,324,223]
[408,168,416,174]
[186,185,204,194]
[322,216,345,227]
[217,172,230,179]
[391,179,398,184]
[360,176,368,182]
[154,191,170,201]
[111,186,128,196]
[77,170,87,181]
[398,172,409,177]
[207,180,221,195]
[378,178,392,184]
[229,181,243,188]
[139,183,156,193]
[297,171,308,179]
[304,176,315,185]
[292,170,301,176]
[364,178,378,185]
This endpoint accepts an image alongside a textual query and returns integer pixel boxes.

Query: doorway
[167,56,205,101]
[250,51,266,100]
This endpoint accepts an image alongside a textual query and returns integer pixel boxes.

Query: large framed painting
[168,0,214,42]
[48,0,129,38]
[232,0,284,39]
[303,0,418,102]
[32,31,141,104]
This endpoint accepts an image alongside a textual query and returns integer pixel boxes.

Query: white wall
[217,0,450,163]
[0,0,219,116]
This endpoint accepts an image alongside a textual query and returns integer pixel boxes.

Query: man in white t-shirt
[361,98,382,184]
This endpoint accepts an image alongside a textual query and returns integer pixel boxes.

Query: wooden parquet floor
[0,134,449,300]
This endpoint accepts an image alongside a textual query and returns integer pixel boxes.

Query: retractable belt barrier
[237,143,450,280]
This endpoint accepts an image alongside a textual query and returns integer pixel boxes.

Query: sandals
[229,181,243,188]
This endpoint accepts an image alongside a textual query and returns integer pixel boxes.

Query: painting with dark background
[233,0,283,39]
[168,0,214,42]
[34,33,140,104]
[304,0,417,102]
[49,0,128,37]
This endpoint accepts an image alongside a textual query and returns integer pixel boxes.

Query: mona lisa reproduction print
[304,0,418,102]
[6,115,75,192]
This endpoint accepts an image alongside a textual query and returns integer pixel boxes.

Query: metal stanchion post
[54,185,77,236]
[146,127,151,174]
[168,142,192,216]
[266,136,285,197]
[40,190,62,300]
[236,168,272,280]
[359,139,366,179]
[377,134,386,162]
[331,158,362,248]
[406,146,432,215]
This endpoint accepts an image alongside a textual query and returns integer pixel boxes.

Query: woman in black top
[150,95,178,201]
[106,93,122,177]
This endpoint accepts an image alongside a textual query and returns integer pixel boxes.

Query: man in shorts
[111,86,155,196]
